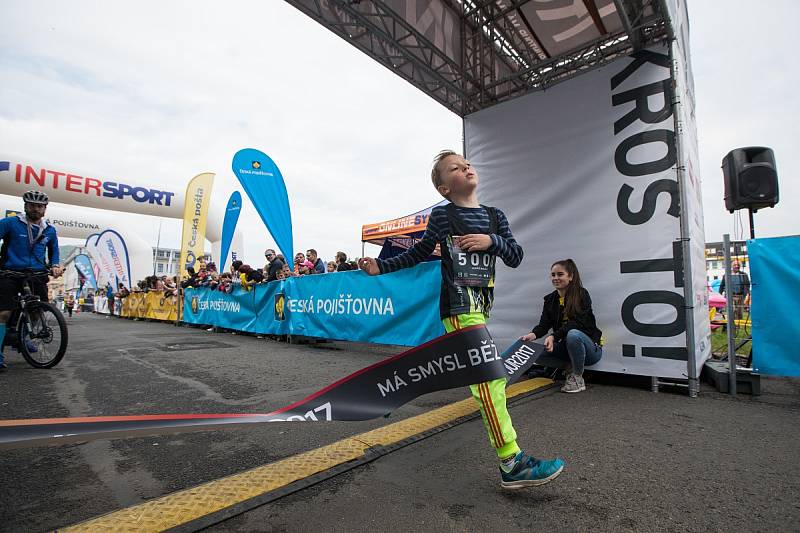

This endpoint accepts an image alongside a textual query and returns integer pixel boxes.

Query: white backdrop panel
[465,45,691,379]
[671,0,712,376]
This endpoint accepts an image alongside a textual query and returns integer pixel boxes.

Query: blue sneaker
[500,452,565,490]
[0,354,6,371]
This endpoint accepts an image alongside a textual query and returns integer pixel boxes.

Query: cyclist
[0,190,63,370]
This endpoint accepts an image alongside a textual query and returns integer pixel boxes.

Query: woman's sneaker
[500,452,565,490]
[561,373,586,393]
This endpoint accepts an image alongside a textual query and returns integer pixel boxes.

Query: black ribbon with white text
[0,326,544,449]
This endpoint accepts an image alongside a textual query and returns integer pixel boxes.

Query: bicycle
[0,270,68,368]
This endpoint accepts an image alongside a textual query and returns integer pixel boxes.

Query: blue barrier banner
[219,191,242,272]
[252,281,292,336]
[277,261,443,345]
[183,287,259,333]
[183,262,445,346]
[232,148,294,262]
[749,236,800,377]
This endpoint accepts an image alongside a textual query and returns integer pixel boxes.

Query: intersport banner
[465,44,696,379]
[73,254,97,290]
[179,172,215,278]
[232,149,293,262]
[184,262,445,346]
[94,229,132,290]
[219,191,242,272]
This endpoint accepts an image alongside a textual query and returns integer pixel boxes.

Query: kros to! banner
[0,326,544,449]
[179,172,215,278]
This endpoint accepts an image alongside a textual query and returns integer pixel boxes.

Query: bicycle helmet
[23,190,49,205]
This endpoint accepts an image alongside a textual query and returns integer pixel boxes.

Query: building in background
[153,248,211,277]
[153,248,181,276]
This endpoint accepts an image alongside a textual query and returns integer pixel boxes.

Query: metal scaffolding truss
[286,0,671,116]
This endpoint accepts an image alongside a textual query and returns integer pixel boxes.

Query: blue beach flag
[74,254,97,290]
[219,191,242,272]
[232,149,293,262]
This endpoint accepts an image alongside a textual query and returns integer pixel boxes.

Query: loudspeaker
[722,147,779,212]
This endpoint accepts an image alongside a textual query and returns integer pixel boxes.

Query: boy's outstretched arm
[360,231,437,276]
[363,214,441,276]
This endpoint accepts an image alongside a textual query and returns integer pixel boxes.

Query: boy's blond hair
[431,149,458,190]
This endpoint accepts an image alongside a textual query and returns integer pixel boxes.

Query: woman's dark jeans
[534,329,602,375]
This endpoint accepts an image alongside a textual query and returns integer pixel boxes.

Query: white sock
[500,452,521,472]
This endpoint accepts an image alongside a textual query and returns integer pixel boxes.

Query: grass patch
[710,311,752,357]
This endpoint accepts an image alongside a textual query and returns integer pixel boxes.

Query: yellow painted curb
[62,378,553,532]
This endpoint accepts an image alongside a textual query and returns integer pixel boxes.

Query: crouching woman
[521,259,602,393]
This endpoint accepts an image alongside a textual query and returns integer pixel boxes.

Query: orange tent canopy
[361,200,447,246]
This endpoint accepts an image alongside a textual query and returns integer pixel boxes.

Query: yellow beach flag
[179,172,215,279]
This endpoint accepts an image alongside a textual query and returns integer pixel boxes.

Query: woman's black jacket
[531,288,602,344]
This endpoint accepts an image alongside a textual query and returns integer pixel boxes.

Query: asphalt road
[1,313,798,532]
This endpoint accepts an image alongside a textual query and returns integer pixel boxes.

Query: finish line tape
[0,325,543,449]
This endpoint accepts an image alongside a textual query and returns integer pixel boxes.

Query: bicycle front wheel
[17,301,68,368]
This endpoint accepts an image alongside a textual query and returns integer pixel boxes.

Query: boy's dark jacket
[531,288,602,344]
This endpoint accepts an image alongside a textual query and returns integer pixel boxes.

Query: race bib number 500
[452,239,494,287]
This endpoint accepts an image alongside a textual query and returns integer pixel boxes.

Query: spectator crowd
[113,249,360,296]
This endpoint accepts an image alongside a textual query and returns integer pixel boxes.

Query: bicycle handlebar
[0,269,54,280]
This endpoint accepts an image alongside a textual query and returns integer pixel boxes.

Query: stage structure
[290,0,707,394]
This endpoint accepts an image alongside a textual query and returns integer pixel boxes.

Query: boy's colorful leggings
[443,313,521,459]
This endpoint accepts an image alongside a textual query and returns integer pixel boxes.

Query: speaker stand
[738,209,755,369]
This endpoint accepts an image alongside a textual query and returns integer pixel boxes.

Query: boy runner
[359,151,564,489]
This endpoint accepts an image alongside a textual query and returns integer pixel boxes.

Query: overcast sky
[689,0,798,242]
[1,1,796,269]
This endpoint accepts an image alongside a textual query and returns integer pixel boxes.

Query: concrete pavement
[1,313,798,532]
